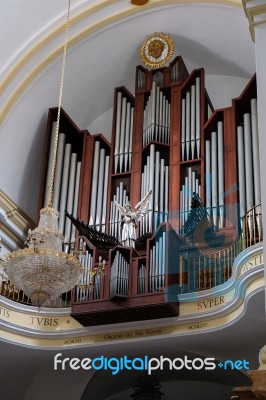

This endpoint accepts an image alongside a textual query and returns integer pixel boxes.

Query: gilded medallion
[140,33,174,68]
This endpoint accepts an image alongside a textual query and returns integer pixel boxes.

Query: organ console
[38,56,260,326]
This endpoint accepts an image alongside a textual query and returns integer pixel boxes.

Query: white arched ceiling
[0,0,255,220]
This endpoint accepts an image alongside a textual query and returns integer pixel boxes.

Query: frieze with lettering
[240,253,264,275]
[197,296,225,310]
[0,306,11,318]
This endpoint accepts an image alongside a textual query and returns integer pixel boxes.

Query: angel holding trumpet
[114,190,152,248]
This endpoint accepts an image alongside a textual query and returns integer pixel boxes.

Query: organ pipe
[44,122,57,207]
[149,230,166,292]
[204,122,225,229]
[89,141,100,226]
[237,126,246,218]
[217,122,224,228]
[71,161,81,243]
[250,99,261,205]
[114,92,134,173]
[179,167,201,232]
[236,98,261,219]
[181,77,201,161]
[64,152,77,245]
[109,182,129,240]
[243,113,254,211]
[110,250,129,297]
[44,131,83,248]
[58,143,72,233]
[53,133,66,210]
[88,141,110,232]
[211,131,218,226]
[143,81,170,147]
[141,144,168,234]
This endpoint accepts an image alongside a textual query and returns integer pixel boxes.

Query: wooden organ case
[39,56,259,327]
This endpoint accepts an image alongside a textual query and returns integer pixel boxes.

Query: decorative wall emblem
[140,32,174,68]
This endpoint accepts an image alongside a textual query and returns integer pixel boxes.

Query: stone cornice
[242,0,266,41]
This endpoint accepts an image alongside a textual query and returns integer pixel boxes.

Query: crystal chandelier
[78,256,106,293]
[3,0,83,307]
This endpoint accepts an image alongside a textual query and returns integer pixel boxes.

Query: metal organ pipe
[205,140,211,210]
[143,81,170,147]
[217,122,224,228]
[203,122,225,229]
[110,251,129,297]
[185,91,191,161]
[195,77,201,158]
[251,99,261,205]
[95,148,106,230]
[89,141,110,232]
[237,126,246,218]
[149,230,166,292]
[243,113,254,211]
[181,77,201,161]
[109,182,129,240]
[179,167,201,232]
[119,97,127,173]
[64,152,77,247]
[236,98,261,217]
[114,92,122,174]
[44,122,57,207]
[140,145,168,234]
[71,161,81,243]
[77,245,93,302]
[211,131,218,227]
[190,84,196,160]
[114,92,134,173]
[138,263,146,294]
[53,133,66,210]
[44,131,83,248]
[101,155,110,232]
[58,143,72,233]
[89,141,100,227]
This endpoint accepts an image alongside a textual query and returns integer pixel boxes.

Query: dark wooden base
[71,293,179,327]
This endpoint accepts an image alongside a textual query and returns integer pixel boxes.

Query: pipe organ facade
[38,56,261,326]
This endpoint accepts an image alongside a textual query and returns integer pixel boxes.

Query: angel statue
[114,190,152,248]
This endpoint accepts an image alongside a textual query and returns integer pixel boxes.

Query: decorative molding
[0,190,35,252]
[242,0,266,41]
[0,190,35,235]
[0,243,264,349]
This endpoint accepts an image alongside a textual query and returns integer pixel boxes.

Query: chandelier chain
[48,0,71,208]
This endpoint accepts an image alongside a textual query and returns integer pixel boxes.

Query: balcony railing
[0,204,263,307]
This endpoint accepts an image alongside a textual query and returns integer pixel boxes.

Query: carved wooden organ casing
[40,56,259,326]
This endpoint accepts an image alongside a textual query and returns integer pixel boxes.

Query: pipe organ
[39,57,260,326]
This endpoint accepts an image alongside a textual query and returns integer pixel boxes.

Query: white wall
[205,75,251,110]
[253,23,266,312]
